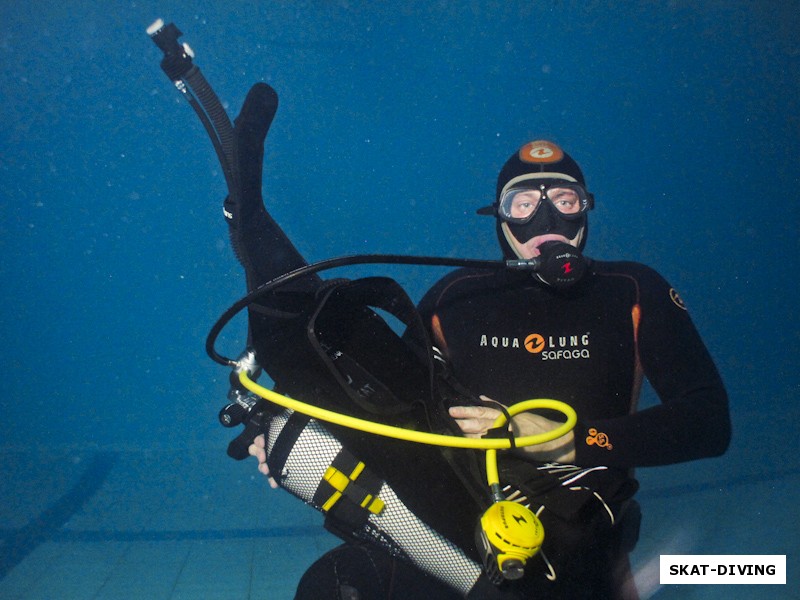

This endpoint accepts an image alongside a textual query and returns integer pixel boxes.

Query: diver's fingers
[449,405,502,420]
[456,419,492,435]
[452,419,487,437]
[248,435,267,464]
[257,462,279,489]
[449,414,494,436]
[450,405,505,437]
[248,435,279,489]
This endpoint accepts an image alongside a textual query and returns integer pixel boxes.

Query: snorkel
[147,20,241,206]
[149,19,576,585]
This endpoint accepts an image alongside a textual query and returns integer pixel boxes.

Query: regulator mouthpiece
[535,241,587,289]
[147,19,196,81]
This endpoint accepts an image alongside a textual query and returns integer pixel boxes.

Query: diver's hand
[448,404,503,438]
[449,396,576,463]
[248,434,279,489]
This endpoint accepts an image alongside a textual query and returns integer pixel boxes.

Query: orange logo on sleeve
[586,428,613,450]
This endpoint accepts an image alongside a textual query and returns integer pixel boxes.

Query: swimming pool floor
[0,442,796,599]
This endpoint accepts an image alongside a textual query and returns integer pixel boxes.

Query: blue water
[1,2,798,598]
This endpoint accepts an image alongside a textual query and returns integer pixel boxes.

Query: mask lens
[498,182,589,223]
[547,184,585,216]
[498,189,543,223]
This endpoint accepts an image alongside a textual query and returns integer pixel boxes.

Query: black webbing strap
[266,411,311,485]
[312,448,385,532]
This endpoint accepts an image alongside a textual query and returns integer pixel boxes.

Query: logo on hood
[519,140,564,164]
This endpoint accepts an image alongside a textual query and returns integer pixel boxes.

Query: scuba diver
[277,142,732,599]
[149,21,731,600]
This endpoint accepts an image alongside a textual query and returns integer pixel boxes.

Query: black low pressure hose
[206,254,509,367]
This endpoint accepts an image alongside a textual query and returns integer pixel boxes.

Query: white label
[660,555,786,584]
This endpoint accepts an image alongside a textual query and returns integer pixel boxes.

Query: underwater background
[1,1,797,598]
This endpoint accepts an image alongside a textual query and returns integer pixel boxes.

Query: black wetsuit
[417,263,731,470]
[223,85,730,599]
[410,262,731,598]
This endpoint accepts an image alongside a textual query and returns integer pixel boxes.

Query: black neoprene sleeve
[575,266,730,468]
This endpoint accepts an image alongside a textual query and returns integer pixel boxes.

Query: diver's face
[501,223,583,259]
[496,179,589,260]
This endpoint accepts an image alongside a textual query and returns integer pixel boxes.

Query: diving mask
[498,180,593,224]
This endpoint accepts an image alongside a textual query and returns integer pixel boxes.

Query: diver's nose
[540,200,559,232]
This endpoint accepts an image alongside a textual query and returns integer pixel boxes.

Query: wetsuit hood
[482,140,592,260]
[478,141,593,288]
